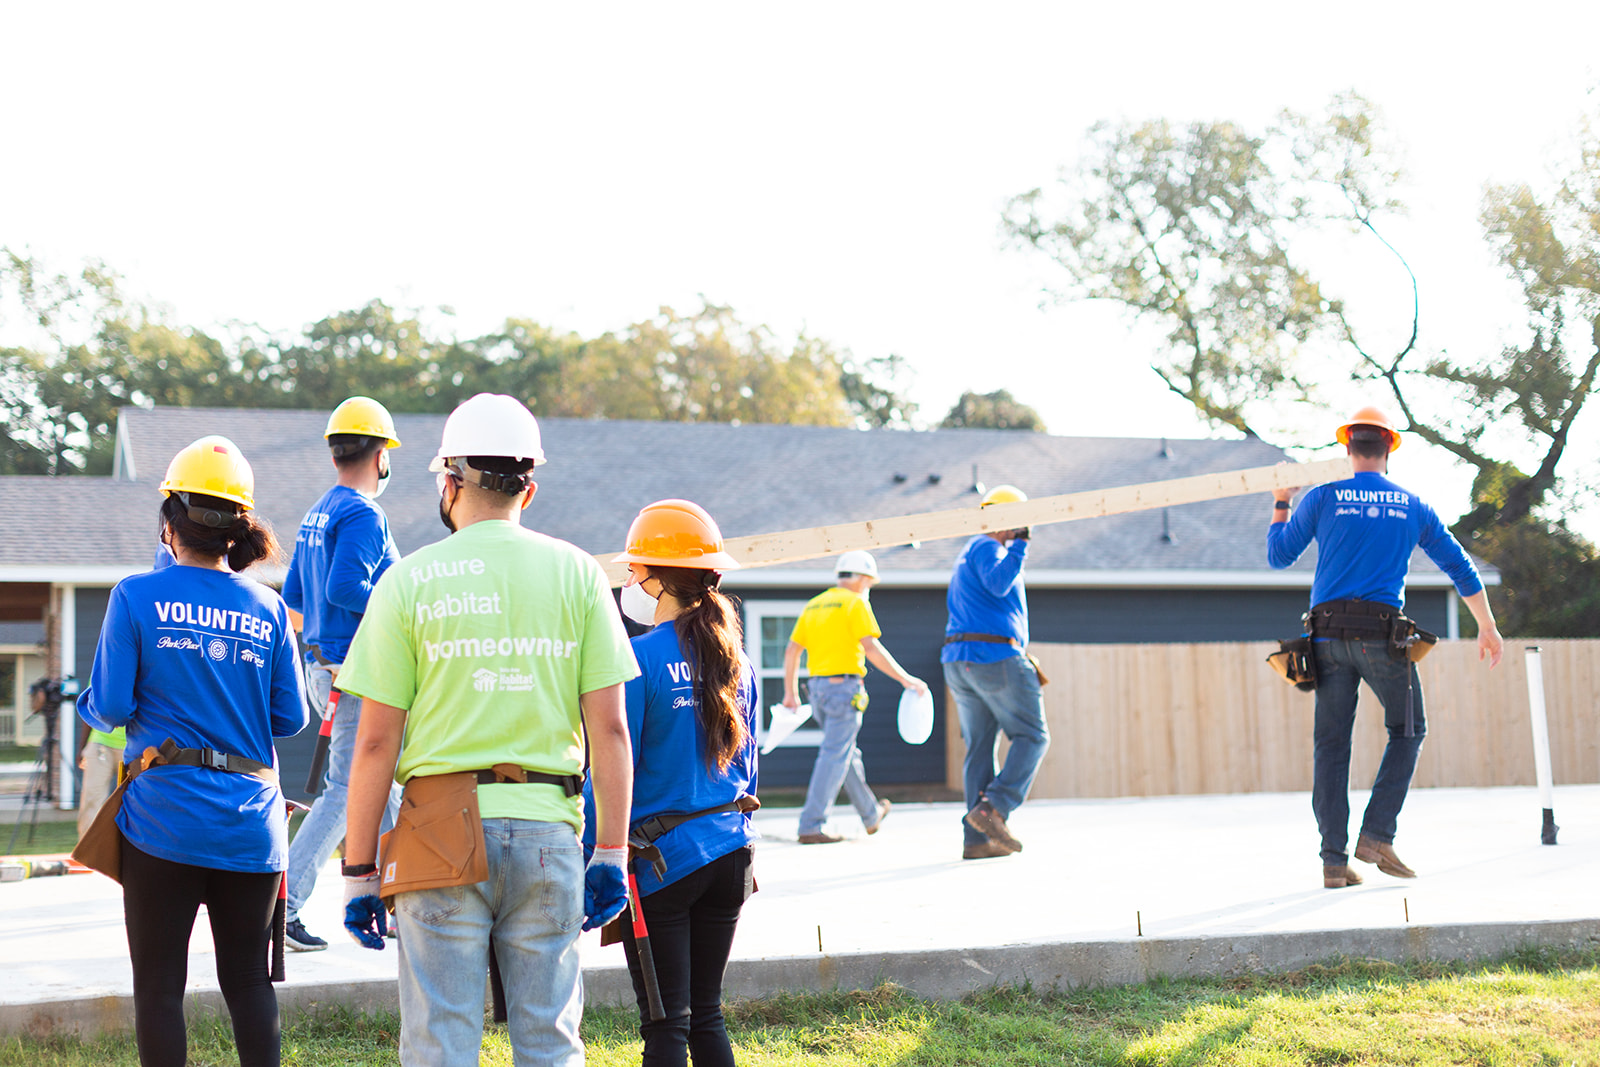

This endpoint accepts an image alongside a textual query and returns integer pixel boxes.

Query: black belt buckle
[202,748,229,771]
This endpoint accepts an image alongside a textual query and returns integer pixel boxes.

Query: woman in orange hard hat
[78,436,307,1067]
[585,499,760,1067]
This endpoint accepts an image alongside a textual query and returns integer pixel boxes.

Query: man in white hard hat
[338,393,639,1064]
[280,396,405,950]
[782,550,926,843]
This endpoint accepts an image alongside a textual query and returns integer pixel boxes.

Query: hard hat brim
[1336,423,1402,452]
[612,549,742,570]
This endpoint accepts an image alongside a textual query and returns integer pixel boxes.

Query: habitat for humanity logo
[473,668,498,693]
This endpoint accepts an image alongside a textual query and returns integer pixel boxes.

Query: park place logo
[472,668,498,693]
[208,638,230,661]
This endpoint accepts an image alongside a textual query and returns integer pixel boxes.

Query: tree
[939,389,1046,431]
[1003,93,1399,437]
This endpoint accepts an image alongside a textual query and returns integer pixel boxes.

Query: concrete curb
[8,918,1599,1039]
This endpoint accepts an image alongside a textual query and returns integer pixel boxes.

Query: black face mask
[438,486,457,533]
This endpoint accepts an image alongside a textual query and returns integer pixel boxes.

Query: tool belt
[72,738,279,883]
[598,794,761,947]
[944,633,1021,648]
[377,763,580,907]
[1305,599,1438,663]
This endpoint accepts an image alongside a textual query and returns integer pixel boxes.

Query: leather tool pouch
[1027,654,1050,687]
[1266,636,1317,692]
[1389,617,1439,663]
[71,744,165,882]
[378,771,489,909]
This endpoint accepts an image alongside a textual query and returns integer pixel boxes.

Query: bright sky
[5,2,1599,529]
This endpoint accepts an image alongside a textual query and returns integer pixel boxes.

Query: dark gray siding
[74,588,111,678]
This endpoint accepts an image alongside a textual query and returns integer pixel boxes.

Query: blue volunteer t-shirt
[1267,472,1484,609]
[281,484,400,663]
[582,619,759,896]
[80,565,308,872]
[941,535,1030,664]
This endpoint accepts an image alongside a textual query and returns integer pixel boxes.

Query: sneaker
[864,799,893,835]
[285,918,328,952]
[962,840,1013,860]
[963,799,1022,853]
[798,831,845,844]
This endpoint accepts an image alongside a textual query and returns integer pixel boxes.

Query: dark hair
[460,455,536,495]
[160,494,282,572]
[1347,428,1392,460]
[328,434,385,469]
[650,566,749,773]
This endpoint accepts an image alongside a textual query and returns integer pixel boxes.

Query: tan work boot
[1323,864,1364,889]
[798,831,844,845]
[864,799,892,835]
[1354,835,1416,878]
[962,840,1012,860]
[963,800,1022,853]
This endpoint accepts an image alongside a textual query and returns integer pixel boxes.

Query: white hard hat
[836,550,878,578]
[429,393,546,470]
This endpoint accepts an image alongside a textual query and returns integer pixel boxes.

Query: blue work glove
[343,868,388,950]
[583,845,629,932]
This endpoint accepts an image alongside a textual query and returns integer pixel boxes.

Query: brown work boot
[1354,835,1416,878]
[864,799,892,835]
[798,831,844,845]
[963,799,1022,853]
[963,840,1012,860]
[1323,864,1364,889]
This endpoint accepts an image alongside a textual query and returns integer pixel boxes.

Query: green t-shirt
[336,520,639,830]
[88,726,126,749]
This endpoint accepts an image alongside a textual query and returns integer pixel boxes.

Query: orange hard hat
[1335,406,1401,452]
[614,499,741,570]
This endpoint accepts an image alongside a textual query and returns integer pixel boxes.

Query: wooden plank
[596,456,1354,585]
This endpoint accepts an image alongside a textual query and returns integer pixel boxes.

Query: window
[0,657,14,745]
[742,600,822,750]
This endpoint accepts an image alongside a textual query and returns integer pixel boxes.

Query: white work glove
[342,865,387,950]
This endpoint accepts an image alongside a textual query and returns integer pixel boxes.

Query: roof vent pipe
[1159,437,1172,459]
[1160,507,1175,544]
[971,464,984,495]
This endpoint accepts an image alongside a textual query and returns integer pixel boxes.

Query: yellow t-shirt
[788,586,880,677]
[336,520,639,830]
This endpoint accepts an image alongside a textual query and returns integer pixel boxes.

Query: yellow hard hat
[159,436,255,510]
[1335,406,1401,453]
[979,484,1028,508]
[614,499,741,570]
[326,396,401,449]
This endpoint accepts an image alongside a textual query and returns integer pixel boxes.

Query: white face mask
[620,579,660,627]
[365,455,391,499]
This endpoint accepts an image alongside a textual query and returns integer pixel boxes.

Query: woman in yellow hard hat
[78,436,307,1067]
[584,499,758,1067]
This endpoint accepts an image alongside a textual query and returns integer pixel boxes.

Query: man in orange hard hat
[1269,406,1503,890]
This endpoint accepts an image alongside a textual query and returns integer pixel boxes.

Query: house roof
[0,405,1495,590]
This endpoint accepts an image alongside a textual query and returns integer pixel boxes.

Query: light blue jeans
[395,818,586,1067]
[944,657,1051,847]
[798,676,881,836]
[285,664,401,923]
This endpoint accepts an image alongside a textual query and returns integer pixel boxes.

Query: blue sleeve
[324,507,389,614]
[82,584,138,732]
[269,600,309,738]
[281,552,303,613]
[1416,501,1484,597]
[970,538,1027,598]
[1267,489,1320,569]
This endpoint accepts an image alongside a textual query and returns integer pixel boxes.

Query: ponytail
[651,567,750,773]
[160,494,282,573]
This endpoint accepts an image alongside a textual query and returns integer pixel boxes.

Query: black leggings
[622,846,753,1067]
[120,833,281,1067]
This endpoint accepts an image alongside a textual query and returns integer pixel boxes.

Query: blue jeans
[285,664,401,923]
[945,657,1050,847]
[797,676,880,835]
[395,819,586,1067]
[1312,638,1426,866]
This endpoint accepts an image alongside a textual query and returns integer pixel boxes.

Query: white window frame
[742,599,823,750]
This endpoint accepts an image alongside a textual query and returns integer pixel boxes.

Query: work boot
[962,840,1012,860]
[864,799,893,835]
[285,918,328,952]
[1323,864,1364,889]
[963,799,1022,853]
[1354,835,1416,878]
[798,831,844,844]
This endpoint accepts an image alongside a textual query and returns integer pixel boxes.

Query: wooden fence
[943,639,1600,798]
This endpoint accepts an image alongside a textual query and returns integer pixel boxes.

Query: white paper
[762,703,812,753]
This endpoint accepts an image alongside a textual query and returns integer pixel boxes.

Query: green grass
[0,745,40,764]
[5,948,1600,1065]
[1,816,79,856]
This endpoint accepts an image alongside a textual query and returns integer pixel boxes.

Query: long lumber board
[596,456,1352,585]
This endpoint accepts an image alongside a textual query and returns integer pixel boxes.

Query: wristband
[590,844,628,869]
[341,862,378,877]
[1273,500,1290,511]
